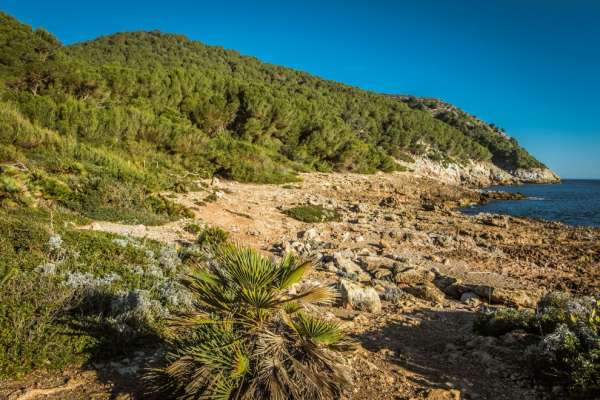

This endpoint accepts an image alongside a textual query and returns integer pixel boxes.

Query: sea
[461,179,600,228]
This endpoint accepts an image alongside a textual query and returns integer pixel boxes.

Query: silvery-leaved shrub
[474,292,599,397]
[108,289,168,336]
[158,245,181,272]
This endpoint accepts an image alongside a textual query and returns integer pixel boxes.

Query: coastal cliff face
[399,156,560,187]
[396,96,559,185]
[511,167,561,184]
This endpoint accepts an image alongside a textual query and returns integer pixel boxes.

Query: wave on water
[527,196,545,201]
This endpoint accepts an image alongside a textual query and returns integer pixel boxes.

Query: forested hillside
[397,96,545,170]
[1,12,547,222]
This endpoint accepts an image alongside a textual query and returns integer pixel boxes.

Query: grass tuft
[283,204,341,223]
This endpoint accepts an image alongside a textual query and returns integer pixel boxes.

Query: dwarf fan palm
[148,244,353,399]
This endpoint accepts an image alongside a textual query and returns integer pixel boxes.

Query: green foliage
[197,226,229,249]
[0,12,546,201]
[183,222,202,235]
[0,207,190,379]
[473,307,536,337]
[474,292,600,397]
[284,204,342,223]
[148,245,353,399]
[0,272,91,379]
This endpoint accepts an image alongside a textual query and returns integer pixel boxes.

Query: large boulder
[440,281,539,308]
[339,279,382,313]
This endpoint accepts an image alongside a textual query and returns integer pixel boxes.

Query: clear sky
[3,0,599,178]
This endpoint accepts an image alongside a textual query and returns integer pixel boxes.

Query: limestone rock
[357,256,395,279]
[441,282,538,308]
[300,228,320,241]
[405,283,446,303]
[333,252,362,275]
[379,196,398,208]
[333,252,371,282]
[394,267,435,285]
[339,279,382,313]
[480,214,509,228]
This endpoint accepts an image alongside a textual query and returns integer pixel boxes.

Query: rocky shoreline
[398,156,560,188]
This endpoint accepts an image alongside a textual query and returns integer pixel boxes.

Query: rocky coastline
[398,156,560,188]
[5,170,594,399]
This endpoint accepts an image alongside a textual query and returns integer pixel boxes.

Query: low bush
[196,226,229,249]
[183,222,202,235]
[0,207,192,379]
[147,245,354,399]
[0,272,91,379]
[474,292,600,397]
[473,307,536,337]
[284,204,342,223]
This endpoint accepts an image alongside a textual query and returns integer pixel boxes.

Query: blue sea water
[461,180,600,228]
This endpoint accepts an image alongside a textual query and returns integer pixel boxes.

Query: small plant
[282,184,299,189]
[204,192,218,203]
[473,307,536,337]
[183,222,202,235]
[474,292,600,397]
[284,204,341,223]
[197,226,229,249]
[147,244,354,399]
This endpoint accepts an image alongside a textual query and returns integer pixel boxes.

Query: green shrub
[0,272,92,379]
[203,192,218,203]
[147,245,353,399]
[474,292,600,397]
[0,207,191,379]
[197,226,229,249]
[284,204,341,223]
[183,222,202,235]
[473,307,536,337]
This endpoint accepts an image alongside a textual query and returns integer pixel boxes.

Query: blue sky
[3,0,599,178]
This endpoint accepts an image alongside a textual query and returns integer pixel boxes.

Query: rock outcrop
[398,155,559,187]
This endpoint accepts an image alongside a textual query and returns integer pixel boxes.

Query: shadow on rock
[354,307,542,400]
[65,289,167,399]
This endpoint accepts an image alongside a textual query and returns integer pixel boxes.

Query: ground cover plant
[283,204,342,223]
[474,292,600,398]
[0,207,193,378]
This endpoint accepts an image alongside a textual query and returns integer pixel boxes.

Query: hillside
[1,13,556,212]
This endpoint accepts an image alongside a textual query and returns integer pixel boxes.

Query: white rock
[333,252,363,276]
[301,228,320,241]
[339,279,382,313]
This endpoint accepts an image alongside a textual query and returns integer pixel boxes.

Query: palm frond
[285,285,338,306]
[149,245,353,399]
[216,244,279,290]
[289,312,343,345]
[278,260,312,290]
